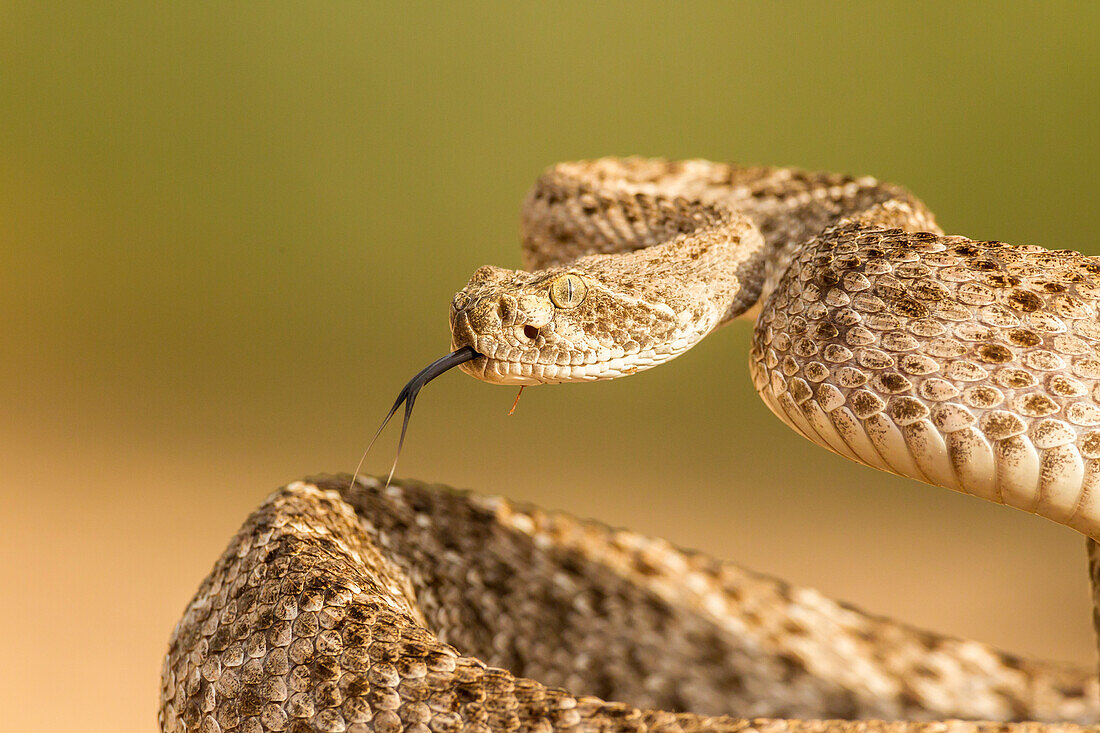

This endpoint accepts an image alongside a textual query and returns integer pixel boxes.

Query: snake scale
[162,159,1100,732]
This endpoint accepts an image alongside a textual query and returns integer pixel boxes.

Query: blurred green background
[2,2,1098,730]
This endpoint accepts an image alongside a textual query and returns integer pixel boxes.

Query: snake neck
[739,176,944,321]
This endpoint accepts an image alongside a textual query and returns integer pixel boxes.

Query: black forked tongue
[351,346,479,491]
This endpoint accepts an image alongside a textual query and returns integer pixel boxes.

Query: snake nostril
[523,325,539,340]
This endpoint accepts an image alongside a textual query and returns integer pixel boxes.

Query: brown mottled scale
[751,223,1100,538]
[160,477,1099,733]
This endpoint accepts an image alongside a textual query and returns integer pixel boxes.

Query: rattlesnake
[162,159,1100,732]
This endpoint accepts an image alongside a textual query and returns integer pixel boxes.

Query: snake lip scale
[163,159,1100,733]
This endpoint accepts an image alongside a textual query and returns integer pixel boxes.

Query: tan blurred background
[2,2,1098,730]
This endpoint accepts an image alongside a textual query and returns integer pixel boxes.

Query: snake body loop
[163,159,1100,732]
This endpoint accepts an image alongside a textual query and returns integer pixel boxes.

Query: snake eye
[549,274,587,309]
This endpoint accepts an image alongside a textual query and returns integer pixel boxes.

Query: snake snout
[449,309,480,352]
[459,297,502,332]
[450,298,515,360]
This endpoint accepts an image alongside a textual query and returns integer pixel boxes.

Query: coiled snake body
[162,159,1100,732]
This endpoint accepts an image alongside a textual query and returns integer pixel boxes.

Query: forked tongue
[350,346,479,491]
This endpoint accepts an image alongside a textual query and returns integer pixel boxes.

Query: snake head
[449,258,715,385]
